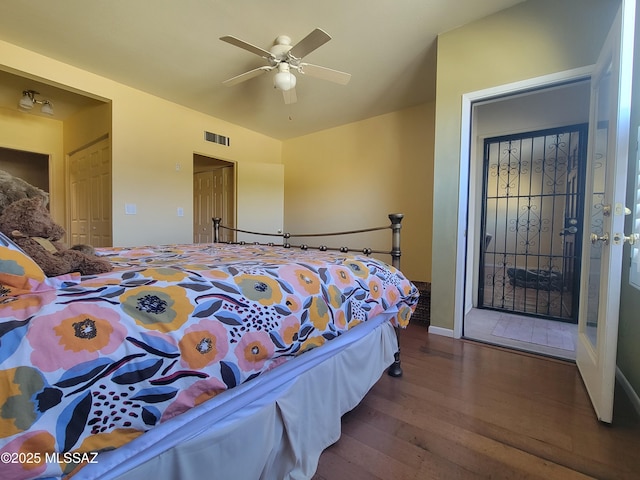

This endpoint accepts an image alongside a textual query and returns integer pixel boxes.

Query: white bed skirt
[76,314,398,480]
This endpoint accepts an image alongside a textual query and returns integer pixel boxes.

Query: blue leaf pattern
[0,243,418,479]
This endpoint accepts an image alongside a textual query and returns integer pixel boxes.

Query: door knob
[612,232,639,245]
[590,233,609,245]
[560,226,578,236]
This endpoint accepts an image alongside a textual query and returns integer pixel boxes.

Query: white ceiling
[0,0,524,139]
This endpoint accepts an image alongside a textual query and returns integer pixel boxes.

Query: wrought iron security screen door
[479,124,588,322]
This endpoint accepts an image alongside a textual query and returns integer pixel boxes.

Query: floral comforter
[0,243,418,479]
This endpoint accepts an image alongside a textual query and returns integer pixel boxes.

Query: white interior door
[576,1,634,424]
[68,138,112,247]
[193,171,214,243]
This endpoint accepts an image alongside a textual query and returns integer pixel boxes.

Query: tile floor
[482,266,574,320]
[463,308,578,361]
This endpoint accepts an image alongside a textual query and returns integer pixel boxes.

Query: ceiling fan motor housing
[270,36,295,64]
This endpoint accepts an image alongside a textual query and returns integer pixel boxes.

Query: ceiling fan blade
[220,35,275,60]
[299,63,351,85]
[223,66,273,86]
[288,28,331,59]
[283,88,297,105]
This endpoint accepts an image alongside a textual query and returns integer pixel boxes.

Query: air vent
[205,131,230,146]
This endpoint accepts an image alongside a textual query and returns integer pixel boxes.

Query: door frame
[453,66,594,339]
[192,154,236,243]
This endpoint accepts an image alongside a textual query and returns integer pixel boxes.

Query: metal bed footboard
[212,214,405,377]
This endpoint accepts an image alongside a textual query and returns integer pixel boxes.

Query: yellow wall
[431,0,618,330]
[1,38,432,273]
[0,106,64,219]
[0,39,282,246]
[283,102,434,282]
[64,102,112,153]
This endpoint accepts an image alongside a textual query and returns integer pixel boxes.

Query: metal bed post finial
[388,213,403,270]
[213,217,221,243]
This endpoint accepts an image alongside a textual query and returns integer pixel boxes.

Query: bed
[0,215,418,480]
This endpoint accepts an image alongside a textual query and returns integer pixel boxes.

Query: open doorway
[479,124,587,322]
[0,147,49,195]
[463,79,591,360]
[193,154,235,243]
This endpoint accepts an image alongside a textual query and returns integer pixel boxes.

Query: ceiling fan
[220,28,351,104]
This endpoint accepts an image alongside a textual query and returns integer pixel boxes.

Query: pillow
[0,231,26,253]
[0,245,47,295]
[0,233,81,296]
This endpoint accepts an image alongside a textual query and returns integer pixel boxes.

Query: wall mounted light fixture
[18,90,54,116]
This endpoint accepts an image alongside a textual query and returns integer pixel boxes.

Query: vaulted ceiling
[0,0,523,139]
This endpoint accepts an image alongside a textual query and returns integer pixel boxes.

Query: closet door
[193,171,214,243]
[69,138,112,247]
[193,167,236,244]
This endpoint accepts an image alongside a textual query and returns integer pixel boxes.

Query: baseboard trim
[616,366,640,417]
[428,325,455,338]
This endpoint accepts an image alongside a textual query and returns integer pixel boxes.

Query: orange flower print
[0,367,48,437]
[235,274,282,305]
[307,296,330,330]
[179,319,229,369]
[326,285,343,309]
[18,430,55,471]
[299,335,325,354]
[162,377,227,421]
[284,295,302,313]
[70,428,143,472]
[27,305,127,371]
[279,266,321,296]
[202,269,231,281]
[278,316,300,345]
[235,331,274,371]
[347,318,363,330]
[0,248,46,282]
[368,276,383,300]
[0,431,55,478]
[0,290,55,321]
[139,267,190,282]
[334,309,347,329]
[120,286,192,332]
[384,286,400,306]
[328,265,354,288]
[396,305,413,327]
[345,260,369,279]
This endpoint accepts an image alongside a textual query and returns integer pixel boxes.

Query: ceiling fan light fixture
[273,70,297,91]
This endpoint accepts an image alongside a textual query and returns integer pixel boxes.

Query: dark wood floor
[313,323,640,480]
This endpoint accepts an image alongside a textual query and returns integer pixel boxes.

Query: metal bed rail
[212,213,406,377]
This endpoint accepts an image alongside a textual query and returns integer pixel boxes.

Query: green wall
[432,0,618,330]
[433,0,640,406]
